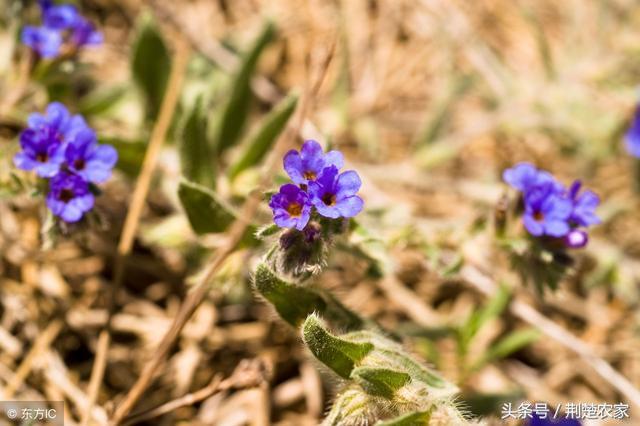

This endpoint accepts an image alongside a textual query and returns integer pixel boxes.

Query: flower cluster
[21,0,102,59]
[503,163,600,248]
[14,102,117,223]
[269,140,364,230]
[625,104,640,158]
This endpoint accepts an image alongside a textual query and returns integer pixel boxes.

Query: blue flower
[14,127,66,177]
[503,163,600,247]
[522,182,572,237]
[71,17,103,47]
[64,130,118,183]
[269,184,312,230]
[42,4,79,30]
[22,1,102,58]
[15,103,90,177]
[26,102,90,144]
[625,105,640,158]
[21,26,62,58]
[308,166,364,219]
[566,180,600,227]
[46,172,94,223]
[503,162,558,193]
[283,140,344,185]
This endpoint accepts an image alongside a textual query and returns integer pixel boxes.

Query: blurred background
[1,0,640,425]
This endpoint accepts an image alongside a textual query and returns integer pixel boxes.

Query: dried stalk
[81,36,191,426]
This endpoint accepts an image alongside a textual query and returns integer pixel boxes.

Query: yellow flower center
[287,202,303,217]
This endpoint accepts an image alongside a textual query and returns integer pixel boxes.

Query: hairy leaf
[213,21,276,154]
[351,367,410,399]
[302,314,373,379]
[254,263,327,326]
[131,13,171,120]
[180,95,216,188]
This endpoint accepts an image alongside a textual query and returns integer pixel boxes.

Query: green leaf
[254,263,327,326]
[302,314,373,379]
[177,179,257,246]
[255,223,280,240]
[228,92,298,179]
[473,328,540,371]
[375,348,451,390]
[213,21,276,154]
[254,262,365,330]
[375,411,432,426]
[78,84,128,116]
[131,13,171,120]
[180,95,216,188]
[459,284,510,351]
[350,367,410,399]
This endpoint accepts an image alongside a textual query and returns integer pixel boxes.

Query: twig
[2,319,63,399]
[45,352,109,425]
[109,35,336,425]
[120,375,223,426]
[460,264,640,410]
[81,37,191,426]
[120,358,268,426]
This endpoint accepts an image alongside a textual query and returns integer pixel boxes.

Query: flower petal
[283,150,304,184]
[523,214,544,236]
[336,195,363,218]
[60,204,84,222]
[13,152,37,171]
[314,200,341,219]
[502,163,536,191]
[324,150,344,170]
[544,219,570,237]
[336,170,361,197]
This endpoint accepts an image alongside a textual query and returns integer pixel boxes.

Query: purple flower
[71,17,103,46]
[14,102,89,177]
[64,130,118,183]
[14,128,65,177]
[503,162,559,193]
[522,182,572,237]
[46,173,94,222]
[566,180,600,227]
[308,166,363,219]
[22,2,102,58]
[625,105,640,158]
[283,140,344,185]
[21,26,62,58]
[26,102,90,144]
[42,4,79,30]
[564,229,588,249]
[269,184,312,230]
